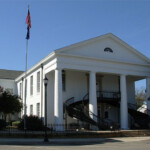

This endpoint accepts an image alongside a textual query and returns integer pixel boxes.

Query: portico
[45,67,148,130]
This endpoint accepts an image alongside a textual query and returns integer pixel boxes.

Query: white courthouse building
[7,33,150,130]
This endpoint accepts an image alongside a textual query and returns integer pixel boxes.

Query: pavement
[0,136,150,145]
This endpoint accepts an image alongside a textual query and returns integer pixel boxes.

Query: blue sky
[0,0,150,89]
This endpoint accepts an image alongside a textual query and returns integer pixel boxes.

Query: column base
[90,125,99,131]
[121,127,129,130]
[55,125,64,131]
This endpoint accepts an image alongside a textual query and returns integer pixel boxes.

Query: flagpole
[24,5,30,131]
[24,39,28,131]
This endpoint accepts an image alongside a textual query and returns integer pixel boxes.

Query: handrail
[65,93,119,129]
[128,103,150,115]
[65,97,74,106]
[97,91,120,99]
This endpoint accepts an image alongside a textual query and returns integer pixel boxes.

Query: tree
[0,86,23,121]
[135,87,146,109]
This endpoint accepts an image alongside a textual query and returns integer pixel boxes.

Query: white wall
[127,77,136,104]
[17,67,42,117]
[63,70,88,102]
[102,74,119,92]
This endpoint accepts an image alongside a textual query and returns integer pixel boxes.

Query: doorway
[98,103,109,119]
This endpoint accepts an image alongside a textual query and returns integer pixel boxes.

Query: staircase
[64,91,150,130]
[128,103,150,129]
[97,99,150,129]
[64,97,119,130]
[99,99,150,129]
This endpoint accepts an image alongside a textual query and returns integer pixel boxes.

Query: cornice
[55,52,150,67]
[15,52,56,82]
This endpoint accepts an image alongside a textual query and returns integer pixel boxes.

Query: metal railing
[0,123,119,137]
[64,96,120,130]
[128,103,150,116]
[83,91,120,101]
[65,97,75,106]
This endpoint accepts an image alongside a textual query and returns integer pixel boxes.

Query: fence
[0,123,119,137]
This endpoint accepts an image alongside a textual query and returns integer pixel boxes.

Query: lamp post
[44,76,48,142]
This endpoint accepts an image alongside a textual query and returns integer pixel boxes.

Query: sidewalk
[0,137,150,145]
[0,138,106,145]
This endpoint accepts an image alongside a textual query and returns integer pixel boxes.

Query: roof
[15,33,150,81]
[55,33,150,63]
[0,69,24,80]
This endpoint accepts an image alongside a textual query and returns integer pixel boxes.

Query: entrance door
[98,103,109,119]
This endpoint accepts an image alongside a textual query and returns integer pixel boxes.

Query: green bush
[12,121,20,127]
[18,116,44,131]
[0,119,6,130]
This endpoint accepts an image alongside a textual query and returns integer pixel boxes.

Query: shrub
[0,119,6,130]
[18,116,44,131]
[12,121,20,127]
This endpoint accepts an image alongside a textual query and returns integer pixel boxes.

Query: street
[0,137,150,150]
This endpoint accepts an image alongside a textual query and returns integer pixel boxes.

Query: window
[26,79,27,95]
[30,76,33,95]
[36,103,40,117]
[30,105,33,115]
[62,70,66,91]
[37,71,40,93]
[20,83,22,98]
[104,47,113,53]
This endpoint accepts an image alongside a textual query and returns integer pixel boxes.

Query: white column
[146,77,150,115]
[120,74,128,129]
[54,68,63,130]
[89,71,97,120]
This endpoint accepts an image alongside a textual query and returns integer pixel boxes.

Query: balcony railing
[97,91,120,99]
[83,91,120,101]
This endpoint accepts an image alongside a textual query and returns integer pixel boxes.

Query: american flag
[26,9,31,40]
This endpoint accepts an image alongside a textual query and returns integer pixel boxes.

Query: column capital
[55,68,62,71]
[89,71,96,74]
[120,74,127,77]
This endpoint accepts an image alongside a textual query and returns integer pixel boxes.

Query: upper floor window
[25,79,27,96]
[30,75,33,95]
[20,83,22,98]
[37,71,40,93]
[62,70,66,92]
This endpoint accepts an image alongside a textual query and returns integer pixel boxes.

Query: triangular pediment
[55,33,150,65]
